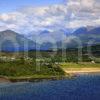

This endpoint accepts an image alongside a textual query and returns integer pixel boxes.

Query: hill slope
[0,30,37,51]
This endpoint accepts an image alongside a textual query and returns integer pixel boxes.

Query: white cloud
[0,0,99,35]
[66,0,100,27]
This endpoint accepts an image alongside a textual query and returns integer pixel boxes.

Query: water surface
[0,75,100,100]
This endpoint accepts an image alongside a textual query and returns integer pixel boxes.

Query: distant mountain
[0,30,37,52]
[72,26,100,45]
[28,26,100,51]
[73,26,100,36]
[0,26,100,51]
[26,29,73,43]
[73,27,87,35]
[43,26,100,49]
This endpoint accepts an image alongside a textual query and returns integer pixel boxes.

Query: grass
[60,62,100,68]
[0,60,65,79]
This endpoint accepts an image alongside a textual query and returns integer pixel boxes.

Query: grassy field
[0,60,65,79]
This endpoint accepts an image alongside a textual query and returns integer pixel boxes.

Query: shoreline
[0,73,100,83]
[1,68,100,83]
[0,76,68,83]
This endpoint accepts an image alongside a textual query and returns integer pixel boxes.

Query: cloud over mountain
[0,0,100,34]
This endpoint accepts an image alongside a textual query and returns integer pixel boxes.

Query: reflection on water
[0,75,100,100]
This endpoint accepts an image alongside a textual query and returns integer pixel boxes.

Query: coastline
[0,75,68,83]
[1,68,100,83]
[0,73,99,83]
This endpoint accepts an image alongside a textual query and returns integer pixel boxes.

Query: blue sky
[0,0,64,13]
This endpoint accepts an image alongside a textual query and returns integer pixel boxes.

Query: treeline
[0,44,100,63]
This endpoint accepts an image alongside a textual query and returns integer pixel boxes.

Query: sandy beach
[63,68,100,74]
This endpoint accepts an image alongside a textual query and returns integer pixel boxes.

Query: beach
[62,67,100,74]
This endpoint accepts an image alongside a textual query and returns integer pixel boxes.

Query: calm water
[0,75,100,100]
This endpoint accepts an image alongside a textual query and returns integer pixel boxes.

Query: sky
[0,0,63,13]
[0,0,100,44]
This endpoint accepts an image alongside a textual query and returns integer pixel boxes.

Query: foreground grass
[0,60,100,82]
[0,60,65,80]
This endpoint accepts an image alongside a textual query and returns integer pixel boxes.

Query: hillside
[0,30,37,51]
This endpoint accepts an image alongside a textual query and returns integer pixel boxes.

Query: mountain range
[0,26,100,51]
